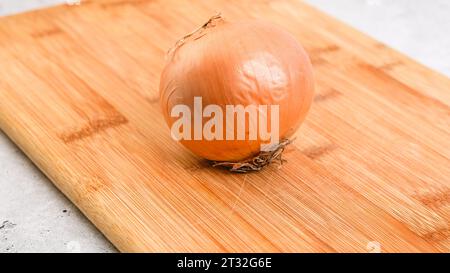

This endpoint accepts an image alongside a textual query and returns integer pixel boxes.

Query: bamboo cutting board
[1,0,449,253]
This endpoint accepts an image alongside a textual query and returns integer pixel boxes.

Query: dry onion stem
[167,13,223,60]
[212,139,293,173]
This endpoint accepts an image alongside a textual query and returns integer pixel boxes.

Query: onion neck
[166,13,225,61]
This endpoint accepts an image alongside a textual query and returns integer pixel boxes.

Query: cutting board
[1,0,449,253]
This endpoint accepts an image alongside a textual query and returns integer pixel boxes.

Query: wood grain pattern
[0,0,449,252]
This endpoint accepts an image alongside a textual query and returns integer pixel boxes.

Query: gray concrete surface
[0,0,64,16]
[1,0,449,252]
[306,0,450,77]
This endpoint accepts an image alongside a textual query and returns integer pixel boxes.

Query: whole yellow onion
[160,15,314,162]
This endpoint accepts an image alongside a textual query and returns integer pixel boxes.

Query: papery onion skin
[160,17,314,161]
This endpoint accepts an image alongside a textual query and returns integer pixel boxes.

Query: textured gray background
[1,0,449,252]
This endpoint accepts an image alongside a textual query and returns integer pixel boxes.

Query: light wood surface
[0,0,449,252]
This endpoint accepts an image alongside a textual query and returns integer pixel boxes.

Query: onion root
[211,139,293,173]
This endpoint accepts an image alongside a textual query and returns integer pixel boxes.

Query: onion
[160,15,314,163]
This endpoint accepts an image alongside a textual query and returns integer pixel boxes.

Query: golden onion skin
[160,18,314,161]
